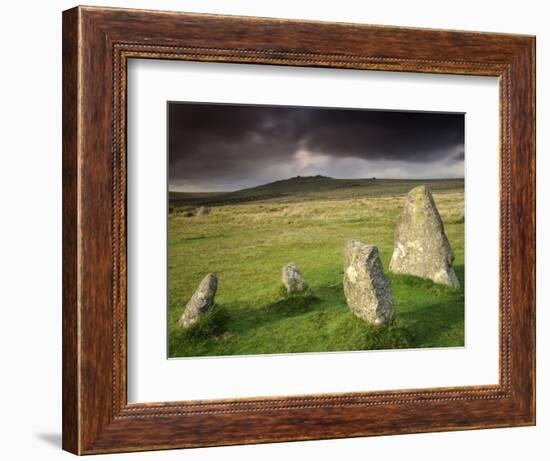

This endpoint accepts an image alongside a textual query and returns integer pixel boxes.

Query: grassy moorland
[168,177,464,358]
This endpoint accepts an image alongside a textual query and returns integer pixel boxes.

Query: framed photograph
[62,6,535,455]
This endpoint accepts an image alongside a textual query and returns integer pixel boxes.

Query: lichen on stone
[389,185,459,288]
[343,240,394,326]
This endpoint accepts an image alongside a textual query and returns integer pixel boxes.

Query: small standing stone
[196,206,210,216]
[389,185,459,288]
[343,240,394,325]
[179,273,218,328]
[282,263,308,294]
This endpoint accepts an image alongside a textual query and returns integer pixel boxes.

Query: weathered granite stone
[282,262,308,293]
[196,206,210,216]
[179,273,218,328]
[389,185,460,288]
[343,240,394,325]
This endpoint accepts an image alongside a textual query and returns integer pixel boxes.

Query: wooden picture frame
[62,5,535,455]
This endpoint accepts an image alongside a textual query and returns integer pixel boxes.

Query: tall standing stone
[343,240,394,325]
[282,262,308,293]
[389,185,460,288]
[179,273,218,328]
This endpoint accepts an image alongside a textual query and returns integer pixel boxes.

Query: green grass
[168,178,464,358]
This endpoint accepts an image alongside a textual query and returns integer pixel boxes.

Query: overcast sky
[168,102,464,192]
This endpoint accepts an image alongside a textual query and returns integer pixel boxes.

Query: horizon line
[168,176,465,194]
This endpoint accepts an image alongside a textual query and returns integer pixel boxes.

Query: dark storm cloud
[168,102,464,191]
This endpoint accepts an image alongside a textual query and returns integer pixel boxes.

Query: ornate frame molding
[63,6,535,454]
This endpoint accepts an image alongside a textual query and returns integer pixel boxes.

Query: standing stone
[196,206,210,216]
[343,240,394,325]
[389,185,459,288]
[282,263,308,294]
[179,273,218,328]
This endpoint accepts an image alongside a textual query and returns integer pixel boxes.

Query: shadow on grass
[391,265,465,348]
[397,300,465,348]
[392,267,464,293]
[455,264,465,287]
[169,305,232,357]
[266,287,321,316]
[178,304,230,340]
[221,291,324,331]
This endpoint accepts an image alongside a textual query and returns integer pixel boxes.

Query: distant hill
[169,176,464,207]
